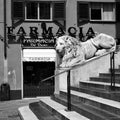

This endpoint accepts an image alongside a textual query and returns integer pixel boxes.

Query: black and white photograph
[0,0,120,119]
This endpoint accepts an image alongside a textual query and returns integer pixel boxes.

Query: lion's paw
[95,49,107,56]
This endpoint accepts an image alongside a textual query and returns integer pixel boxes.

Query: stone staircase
[51,66,120,120]
[19,65,120,120]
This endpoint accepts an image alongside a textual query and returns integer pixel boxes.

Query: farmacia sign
[7,24,95,47]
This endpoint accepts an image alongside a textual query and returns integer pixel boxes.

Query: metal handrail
[110,52,115,90]
[41,67,71,82]
[41,63,80,111]
[41,66,72,111]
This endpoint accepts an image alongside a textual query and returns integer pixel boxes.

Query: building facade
[0,0,120,99]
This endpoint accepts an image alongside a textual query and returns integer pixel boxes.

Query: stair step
[108,68,120,73]
[80,81,120,91]
[18,106,39,120]
[38,97,90,120]
[29,101,60,120]
[71,86,120,102]
[99,73,120,78]
[119,65,120,69]
[90,77,120,84]
[52,94,120,120]
[60,89,120,116]
[113,69,120,73]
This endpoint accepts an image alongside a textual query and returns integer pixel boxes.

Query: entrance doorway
[23,62,55,97]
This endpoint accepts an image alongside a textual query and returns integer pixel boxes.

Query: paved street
[0,98,40,120]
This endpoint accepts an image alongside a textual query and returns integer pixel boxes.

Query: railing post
[110,52,115,90]
[67,70,71,111]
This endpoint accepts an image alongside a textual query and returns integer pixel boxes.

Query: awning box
[23,49,56,62]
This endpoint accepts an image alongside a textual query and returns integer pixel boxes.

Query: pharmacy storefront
[21,37,56,97]
[7,20,61,99]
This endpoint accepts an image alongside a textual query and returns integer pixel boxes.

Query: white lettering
[29,57,51,61]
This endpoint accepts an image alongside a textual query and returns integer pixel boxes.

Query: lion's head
[56,35,83,67]
[56,35,80,55]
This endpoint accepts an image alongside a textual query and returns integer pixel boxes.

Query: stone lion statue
[56,33,116,68]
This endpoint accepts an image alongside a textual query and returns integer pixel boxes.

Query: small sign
[22,38,55,47]
[23,57,55,62]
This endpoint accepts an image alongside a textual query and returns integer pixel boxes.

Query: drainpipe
[4,0,8,83]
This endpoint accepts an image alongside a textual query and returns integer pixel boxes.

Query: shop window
[13,2,24,18]
[26,2,38,19]
[77,3,89,22]
[12,1,24,27]
[78,2,115,24]
[12,1,65,22]
[53,3,65,20]
[116,3,120,22]
[91,3,101,20]
[25,2,65,22]
[25,2,52,21]
[39,3,51,20]
[90,3,115,21]
[103,3,115,21]
[53,2,65,29]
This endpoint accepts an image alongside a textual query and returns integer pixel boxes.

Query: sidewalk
[0,97,41,120]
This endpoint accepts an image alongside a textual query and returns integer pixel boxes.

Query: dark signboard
[7,24,95,46]
[21,38,56,47]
